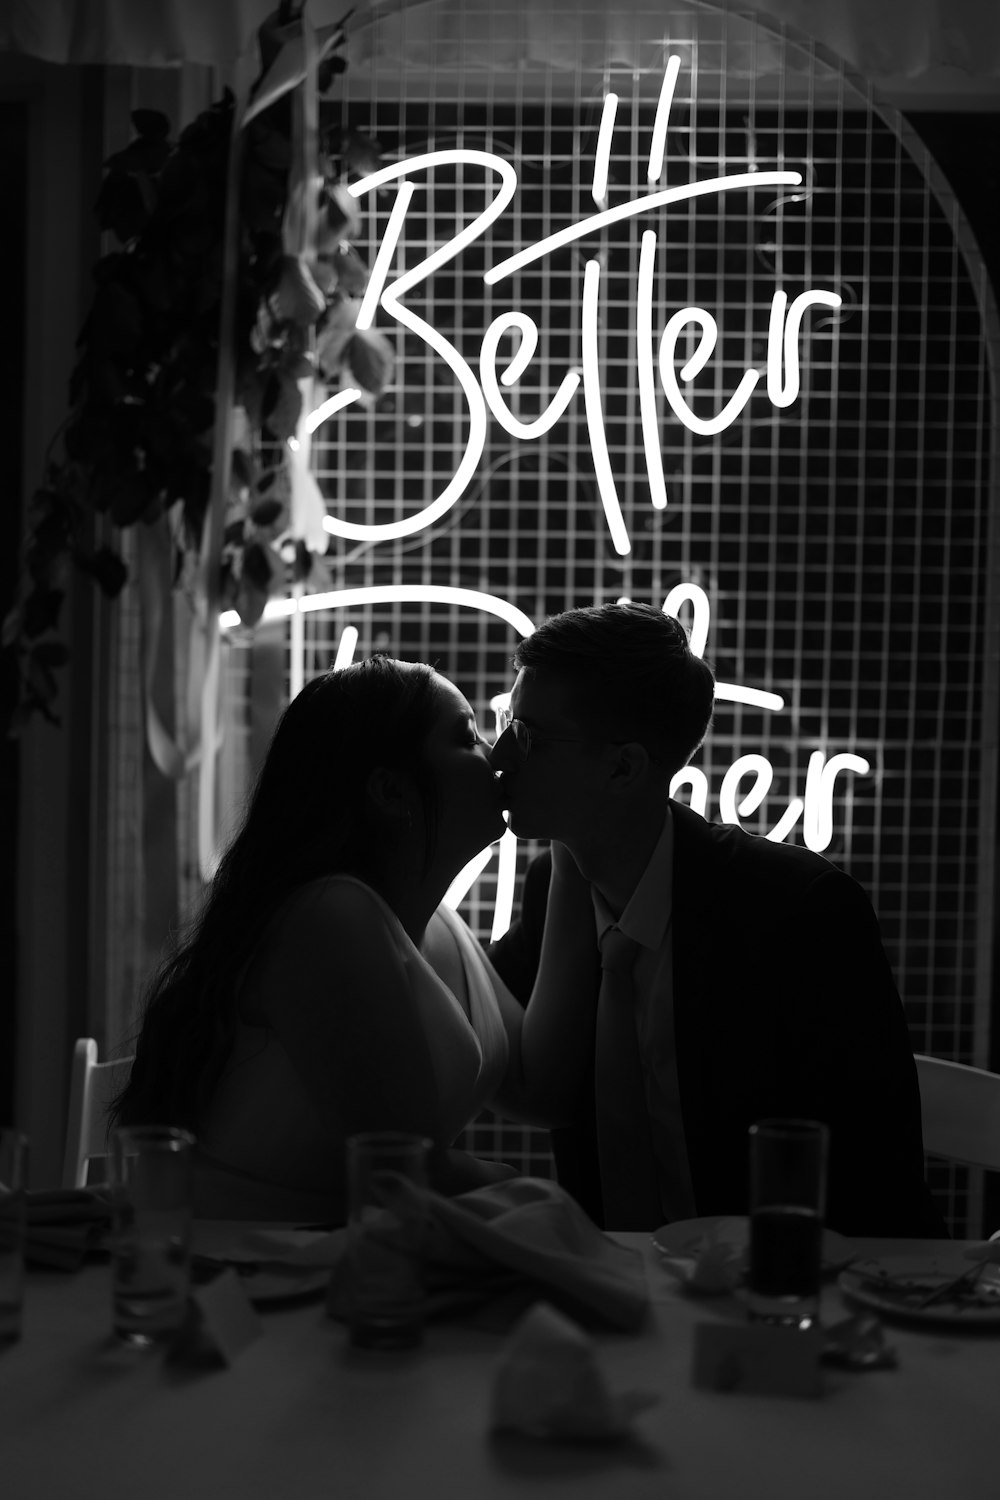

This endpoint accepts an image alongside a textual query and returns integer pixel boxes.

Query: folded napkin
[491,1301,657,1442]
[327,1176,649,1333]
[25,1188,113,1271]
[657,1228,743,1297]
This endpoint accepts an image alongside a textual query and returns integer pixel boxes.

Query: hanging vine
[2,3,390,731]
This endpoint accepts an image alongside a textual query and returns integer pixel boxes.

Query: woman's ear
[366,765,413,826]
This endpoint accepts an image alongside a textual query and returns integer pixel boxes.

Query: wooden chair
[914,1053,1000,1173]
[62,1038,134,1189]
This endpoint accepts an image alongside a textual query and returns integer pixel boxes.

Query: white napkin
[491,1301,656,1443]
[656,1221,743,1295]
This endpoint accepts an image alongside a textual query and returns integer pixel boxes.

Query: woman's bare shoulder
[281,874,396,930]
[251,876,402,977]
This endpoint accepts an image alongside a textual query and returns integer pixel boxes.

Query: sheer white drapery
[3,0,999,80]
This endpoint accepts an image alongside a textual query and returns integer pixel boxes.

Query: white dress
[193,876,510,1221]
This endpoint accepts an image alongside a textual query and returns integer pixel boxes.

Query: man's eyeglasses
[495,705,597,757]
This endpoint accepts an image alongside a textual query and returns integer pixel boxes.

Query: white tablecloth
[1,1235,995,1500]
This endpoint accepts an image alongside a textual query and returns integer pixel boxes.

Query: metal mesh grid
[173,5,999,1231]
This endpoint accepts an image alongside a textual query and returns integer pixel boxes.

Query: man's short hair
[513,602,715,775]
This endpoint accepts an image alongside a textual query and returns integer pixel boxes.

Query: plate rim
[838,1267,1000,1327]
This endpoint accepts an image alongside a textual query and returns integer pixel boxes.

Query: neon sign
[220,56,869,929]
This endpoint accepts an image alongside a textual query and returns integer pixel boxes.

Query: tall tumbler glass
[346,1132,430,1351]
[111,1125,195,1346]
[747,1118,830,1330]
[0,1130,28,1343]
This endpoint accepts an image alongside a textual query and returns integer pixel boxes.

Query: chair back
[62,1038,135,1189]
[914,1054,1000,1173]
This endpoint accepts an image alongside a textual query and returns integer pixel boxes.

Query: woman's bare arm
[487,843,600,1126]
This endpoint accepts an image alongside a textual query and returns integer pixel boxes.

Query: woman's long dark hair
[110,657,442,1134]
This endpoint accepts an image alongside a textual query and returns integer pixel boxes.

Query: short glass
[111,1125,195,1347]
[346,1132,430,1351]
[0,1129,28,1343]
[747,1118,830,1330]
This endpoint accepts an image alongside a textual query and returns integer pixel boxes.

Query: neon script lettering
[226,61,871,905]
[314,58,840,555]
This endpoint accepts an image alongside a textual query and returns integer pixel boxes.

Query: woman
[111,657,595,1220]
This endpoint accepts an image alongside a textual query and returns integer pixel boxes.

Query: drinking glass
[111,1125,195,1346]
[747,1118,829,1329]
[0,1130,28,1343]
[346,1132,430,1350]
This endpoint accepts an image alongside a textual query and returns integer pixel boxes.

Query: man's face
[489,668,610,841]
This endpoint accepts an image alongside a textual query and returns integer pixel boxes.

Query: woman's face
[417,675,507,866]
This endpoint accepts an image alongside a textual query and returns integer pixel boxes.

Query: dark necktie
[594,926,664,1230]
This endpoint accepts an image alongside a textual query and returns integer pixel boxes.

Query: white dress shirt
[591,805,697,1222]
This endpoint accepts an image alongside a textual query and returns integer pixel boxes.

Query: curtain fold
[3,0,999,81]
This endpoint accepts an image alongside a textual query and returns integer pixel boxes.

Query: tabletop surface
[2,1232,996,1500]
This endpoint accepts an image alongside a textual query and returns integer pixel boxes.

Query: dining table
[1,1228,995,1500]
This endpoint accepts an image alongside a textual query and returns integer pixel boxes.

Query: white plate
[191,1222,339,1306]
[839,1257,1000,1327]
[651,1215,855,1273]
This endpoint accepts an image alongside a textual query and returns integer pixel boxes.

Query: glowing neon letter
[767,290,843,408]
[803,751,871,852]
[719,755,774,824]
[637,232,668,510]
[320,151,518,542]
[670,765,709,817]
[658,308,761,436]
[592,94,619,207]
[582,259,632,555]
[479,313,582,439]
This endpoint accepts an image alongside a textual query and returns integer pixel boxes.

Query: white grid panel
[186,5,1000,1230]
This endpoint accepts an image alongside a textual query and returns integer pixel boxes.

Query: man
[489,602,942,1236]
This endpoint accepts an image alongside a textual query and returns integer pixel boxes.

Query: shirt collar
[592,803,674,952]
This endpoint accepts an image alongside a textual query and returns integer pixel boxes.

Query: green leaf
[269,255,326,327]
[23,587,65,640]
[292,538,314,583]
[340,128,382,178]
[132,254,174,312]
[323,185,362,241]
[91,281,143,358]
[315,297,359,379]
[311,258,338,296]
[261,370,302,441]
[346,326,395,397]
[330,243,368,295]
[247,120,292,172]
[231,448,255,493]
[34,640,71,668]
[95,169,149,244]
[85,548,129,598]
[234,575,269,629]
[106,137,172,176]
[318,54,347,92]
[131,109,171,140]
[242,540,273,591]
[250,496,284,528]
[108,473,151,527]
[282,351,316,381]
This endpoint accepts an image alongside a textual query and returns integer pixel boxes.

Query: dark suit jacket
[489,801,944,1238]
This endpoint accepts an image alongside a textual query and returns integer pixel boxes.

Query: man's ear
[607,740,650,791]
[366,765,412,824]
